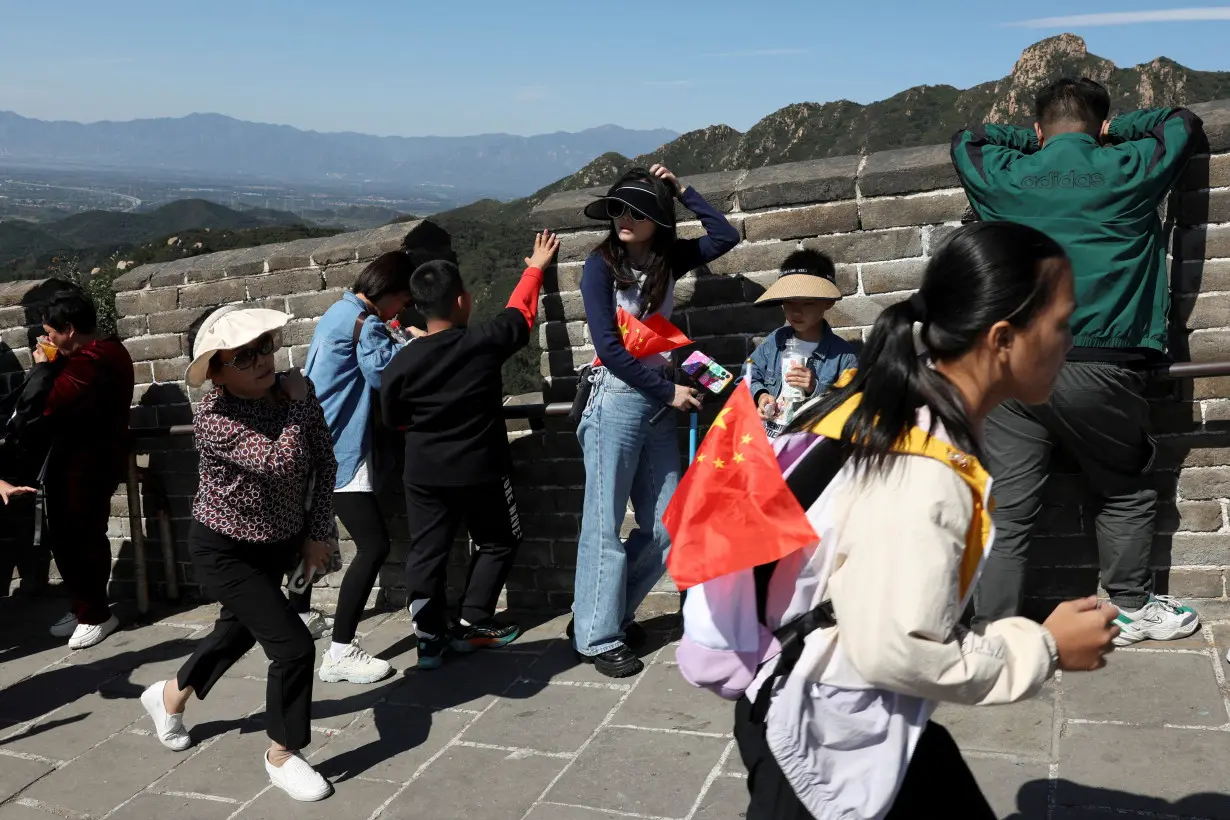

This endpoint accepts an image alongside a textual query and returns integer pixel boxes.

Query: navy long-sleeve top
[580,186,740,403]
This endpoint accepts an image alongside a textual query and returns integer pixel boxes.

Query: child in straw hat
[742,249,859,437]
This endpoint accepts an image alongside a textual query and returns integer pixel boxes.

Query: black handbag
[568,365,595,425]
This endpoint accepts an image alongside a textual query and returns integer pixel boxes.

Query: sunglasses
[221,332,281,371]
[607,201,650,222]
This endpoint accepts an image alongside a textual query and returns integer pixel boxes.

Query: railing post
[125,452,149,616]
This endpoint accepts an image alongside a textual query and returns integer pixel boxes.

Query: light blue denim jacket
[303,291,401,489]
[742,323,859,404]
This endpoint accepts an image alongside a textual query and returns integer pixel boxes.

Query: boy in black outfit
[381,230,559,669]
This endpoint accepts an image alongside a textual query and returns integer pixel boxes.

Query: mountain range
[0,115,678,198]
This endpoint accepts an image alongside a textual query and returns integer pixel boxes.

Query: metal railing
[119,360,1230,614]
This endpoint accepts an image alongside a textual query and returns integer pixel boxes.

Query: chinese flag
[593,308,690,366]
[664,381,819,590]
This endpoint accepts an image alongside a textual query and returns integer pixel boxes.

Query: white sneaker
[1113,595,1199,646]
[301,609,334,640]
[49,613,77,638]
[140,682,192,751]
[318,641,393,685]
[265,751,332,802]
[68,614,120,649]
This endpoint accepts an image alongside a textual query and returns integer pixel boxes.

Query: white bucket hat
[185,305,290,388]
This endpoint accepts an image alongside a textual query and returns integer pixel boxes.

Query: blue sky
[2,0,1229,138]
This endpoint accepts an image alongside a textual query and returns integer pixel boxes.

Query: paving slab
[65,624,196,674]
[311,703,471,783]
[380,745,567,820]
[235,772,398,819]
[1058,723,1230,818]
[171,674,270,744]
[0,640,73,691]
[0,755,53,802]
[934,687,1056,759]
[693,774,753,820]
[0,801,68,820]
[546,726,728,817]
[108,792,237,820]
[21,730,185,817]
[618,662,734,735]
[0,661,116,725]
[154,722,275,802]
[966,756,1050,818]
[525,803,642,820]
[2,690,142,760]
[527,641,648,686]
[1061,651,1227,726]
[385,651,536,712]
[462,681,624,754]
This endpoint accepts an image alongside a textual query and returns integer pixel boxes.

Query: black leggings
[733,696,995,819]
[289,492,391,645]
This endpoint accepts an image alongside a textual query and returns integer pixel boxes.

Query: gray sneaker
[318,641,392,684]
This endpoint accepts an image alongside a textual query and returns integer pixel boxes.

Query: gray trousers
[974,361,1157,619]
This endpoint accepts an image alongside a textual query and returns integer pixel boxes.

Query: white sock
[329,642,350,662]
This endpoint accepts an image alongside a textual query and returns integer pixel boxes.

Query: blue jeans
[572,367,680,656]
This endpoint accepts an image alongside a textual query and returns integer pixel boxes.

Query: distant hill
[0,114,678,199]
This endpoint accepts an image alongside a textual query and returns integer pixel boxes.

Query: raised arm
[1107,107,1202,196]
[355,317,401,390]
[581,255,676,405]
[670,186,742,276]
[951,124,1039,193]
[194,391,311,478]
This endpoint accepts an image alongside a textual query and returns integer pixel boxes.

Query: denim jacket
[742,323,858,403]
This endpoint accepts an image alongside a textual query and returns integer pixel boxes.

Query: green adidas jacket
[951,108,1201,355]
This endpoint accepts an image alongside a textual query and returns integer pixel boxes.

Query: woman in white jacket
[678,221,1121,818]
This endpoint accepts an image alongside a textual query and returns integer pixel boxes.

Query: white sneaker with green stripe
[1112,595,1199,646]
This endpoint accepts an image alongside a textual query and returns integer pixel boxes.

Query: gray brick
[280,318,319,347]
[151,357,191,383]
[539,320,586,350]
[286,288,345,318]
[354,223,414,258]
[678,169,742,217]
[550,262,584,293]
[149,268,187,288]
[741,201,859,241]
[1182,153,1230,190]
[123,334,183,362]
[1174,259,1230,294]
[179,279,245,309]
[1162,532,1230,566]
[116,315,147,338]
[0,305,26,329]
[673,273,747,309]
[859,190,968,230]
[705,241,797,276]
[1179,187,1230,226]
[826,294,900,328]
[925,223,961,253]
[245,270,322,300]
[1192,375,1230,400]
[1192,98,1230,153]
[539,291,587,323]
[184,266,226,284]
[861,258,926,294]
[324,261,366,290]
[859,143,960,197]
[805,227,923,264]
[1188,329,1230,362]
[1176,224,1230,260]
[1163,568,1224,598]
[115,287,178,317]
[110,265,156,292]
[311,242,358,266]
[147,307,212,335]
[130,361,154,384]
[1162,500,1225,533]
[684,304,783,337]
[556,230,605,263]
[533,186,605,231]
[738,155,860,210]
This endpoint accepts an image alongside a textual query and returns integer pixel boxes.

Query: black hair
[780,248,836,278]
[1035,77,1111,135]
[595,167,678,316]
[354,251,416,303]
[788,221,1068,470]
[41,286,97,335]
[410,260,466,321]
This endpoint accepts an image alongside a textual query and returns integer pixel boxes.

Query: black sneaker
[416,634,446,670]
[448,619,521,653]
[566,619,647,651]
[577,645,644,679]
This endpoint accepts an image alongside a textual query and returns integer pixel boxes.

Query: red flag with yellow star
[593,307,690,366]
[663,381,819,590]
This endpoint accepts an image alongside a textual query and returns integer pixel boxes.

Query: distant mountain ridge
[0,114,678,198]
[562,34,1230,180]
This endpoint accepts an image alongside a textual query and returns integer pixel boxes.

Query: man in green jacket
[952,77,1202,645]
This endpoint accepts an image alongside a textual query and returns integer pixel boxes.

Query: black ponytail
[787,221,1068,471]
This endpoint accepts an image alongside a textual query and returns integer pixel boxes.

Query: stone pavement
[4,595,1230,819]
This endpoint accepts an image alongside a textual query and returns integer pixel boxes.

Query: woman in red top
[35,287,135,650]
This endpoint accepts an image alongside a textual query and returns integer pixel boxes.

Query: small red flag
[593,308,691,366]
[663,382,819,590]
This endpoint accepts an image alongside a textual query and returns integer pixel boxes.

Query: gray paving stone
[1058,723,1230,818]
[527,641,648,686]
[463,682,624,754]
[21,730,185,817]
[0,661,115,725]
[235,771,398,819]
[176,674,270,743]
[109,793,237,820]
[0,755,52,802]
[381,745,566,820]
[98,646,196,696]
[966,756,1050,819]
[1061,651,1227,726]
[155,722,275,802]
[0,802,68,820]
[547,726,728,817]
[693,774,751,819]
[525,803,640,819]
[312,703,471,783]
[65,624,195,674]
[385,651,536,711]
[310,672,404,732]
[933,687,1056,759]
[618,662,734,734]
[0,641,73,691]
[2,691,142,760]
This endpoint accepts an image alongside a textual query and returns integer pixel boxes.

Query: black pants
[177,521,315,750]
[404,476,522,637]
[733,697,994,819]
[975,361,1156,618]
[288,492,392,644]
[45,474,117,625]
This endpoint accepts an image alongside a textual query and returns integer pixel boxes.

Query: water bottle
[387,319,412,346]
[778,336,808,426]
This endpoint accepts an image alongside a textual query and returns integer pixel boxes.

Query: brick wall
[4,98,1230,620]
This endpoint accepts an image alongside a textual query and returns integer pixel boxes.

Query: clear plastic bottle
[387,319,412,346]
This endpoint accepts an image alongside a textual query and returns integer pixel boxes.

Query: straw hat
[185,305,289,388]
[755,266,843,305]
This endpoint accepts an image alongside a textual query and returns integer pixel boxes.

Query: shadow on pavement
[1009,779,1230,818]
